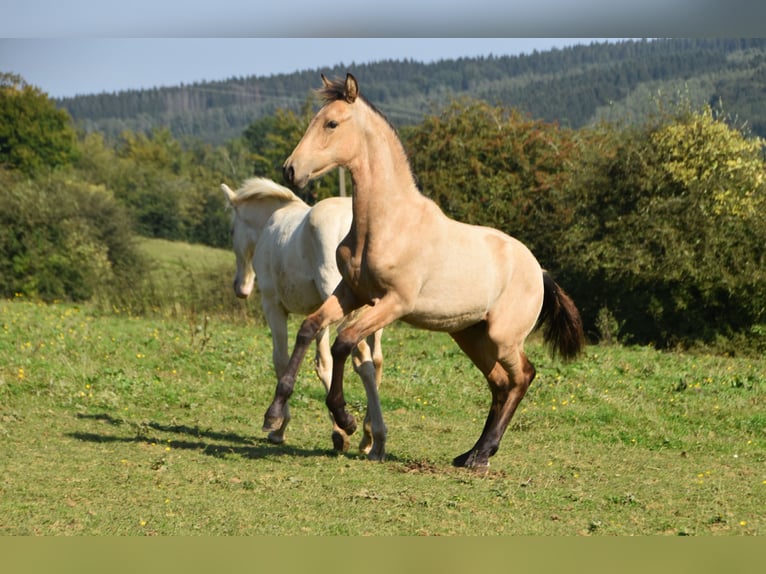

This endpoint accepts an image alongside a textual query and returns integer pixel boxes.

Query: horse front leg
[262,282,362,434]
[315,326,351,452]
[262,315,320,433]
[261,299,292,444]
[325,296,402,449]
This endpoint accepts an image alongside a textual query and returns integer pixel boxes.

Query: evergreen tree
[0,73,79,175]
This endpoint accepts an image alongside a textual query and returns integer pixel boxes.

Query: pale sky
[1,38,612,98]
[0,1,759,98]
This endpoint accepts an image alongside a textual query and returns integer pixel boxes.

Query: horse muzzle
[233,279,253,299]
[282,161,312,189]
[282,163,295,186]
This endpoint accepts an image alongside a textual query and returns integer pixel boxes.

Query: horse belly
[402,278,494,332]
[399,230,538,333]
[401,308,488,332]
[257,256,323,316]
[277,275,324,315]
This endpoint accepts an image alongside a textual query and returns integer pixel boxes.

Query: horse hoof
[331,409,357,436]
[358,436,372,455]
[367,446,386,462]
[332,430,350,452]
[267,431,285,444]
[452,452,470,467]
[452,451,489,470]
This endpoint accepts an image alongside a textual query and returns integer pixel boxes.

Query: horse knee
[331,335,356,363]
[297,316,322,347]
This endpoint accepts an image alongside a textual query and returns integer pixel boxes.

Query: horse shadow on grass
[68,412,369,462]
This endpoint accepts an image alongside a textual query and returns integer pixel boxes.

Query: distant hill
[56,38,766,144]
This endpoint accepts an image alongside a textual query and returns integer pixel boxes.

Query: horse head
[221,178,310,299]
[283,73,362,189]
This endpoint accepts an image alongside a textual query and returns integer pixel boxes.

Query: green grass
[138,237,233,276]
[1,298,764,536]
[99,237,256,322]
[1,239,764,535]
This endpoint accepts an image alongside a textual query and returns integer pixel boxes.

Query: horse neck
[348,115,422,234]
[241,198,304,241]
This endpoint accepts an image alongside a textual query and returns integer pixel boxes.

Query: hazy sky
[0,38,612,98]
[1,1,760,98]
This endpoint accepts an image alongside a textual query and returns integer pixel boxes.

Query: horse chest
[336,242,391,301]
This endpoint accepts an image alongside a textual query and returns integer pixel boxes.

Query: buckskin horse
[265,74,584,469]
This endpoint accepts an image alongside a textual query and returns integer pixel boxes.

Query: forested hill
[57,38,766,144]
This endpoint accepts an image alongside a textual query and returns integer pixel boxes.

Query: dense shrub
[77,129,249,248]
[0,170,145,302]
[560,105,766,350]
[0,73,79,175]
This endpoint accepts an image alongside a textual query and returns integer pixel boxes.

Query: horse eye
[326,120,338,129]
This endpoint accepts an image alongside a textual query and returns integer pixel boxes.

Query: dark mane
[316,76,348,104]
[317,76,400,138]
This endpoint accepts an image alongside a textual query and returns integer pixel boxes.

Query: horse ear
[344,73,358,103]
[221,183,237,206]
[321,73,331,88]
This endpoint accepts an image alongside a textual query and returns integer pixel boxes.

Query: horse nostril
[283,164,294,184]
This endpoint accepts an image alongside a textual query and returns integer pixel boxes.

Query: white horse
[221,177,386,459]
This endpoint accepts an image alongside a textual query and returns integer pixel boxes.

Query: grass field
[2,299,764,536]
[1,240,764,535]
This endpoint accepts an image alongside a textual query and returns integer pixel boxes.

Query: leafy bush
[77,129,247,249]
[0,170,145,302]
[561,105,766,350]
[0,73,79,175]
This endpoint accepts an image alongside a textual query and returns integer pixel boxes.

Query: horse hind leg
[450,324,536,470]
[352,330,387,461]
[263,287,355,435]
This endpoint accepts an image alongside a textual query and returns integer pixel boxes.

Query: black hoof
[452,451,471,467]
[452,450,489,470]
[266,431,285,444]
[331,430,349,452]
[262,406,284,433]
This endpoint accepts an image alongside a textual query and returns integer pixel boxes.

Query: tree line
[1,70,765,354]
[56,38,766,145]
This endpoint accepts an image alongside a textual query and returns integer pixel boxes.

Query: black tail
[537,271,585,361]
